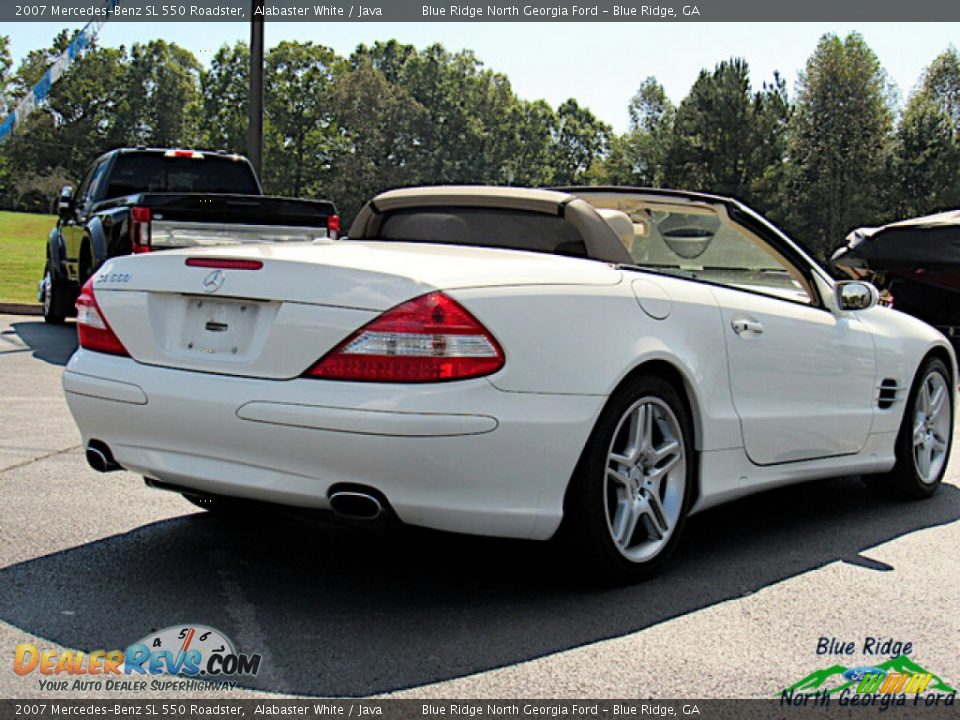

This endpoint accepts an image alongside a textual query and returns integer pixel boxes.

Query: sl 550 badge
[96,271,131,284]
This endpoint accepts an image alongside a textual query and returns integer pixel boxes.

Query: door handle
[731,318,764,336]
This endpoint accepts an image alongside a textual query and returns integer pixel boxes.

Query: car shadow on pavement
[9,321,77,366]
[0,476,957,696]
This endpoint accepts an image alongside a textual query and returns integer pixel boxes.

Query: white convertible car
[63,186,956,580]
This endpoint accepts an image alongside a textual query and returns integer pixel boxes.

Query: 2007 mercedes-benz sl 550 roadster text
[63,186,956,580]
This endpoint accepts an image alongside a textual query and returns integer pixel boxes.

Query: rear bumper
[63,349,606,540]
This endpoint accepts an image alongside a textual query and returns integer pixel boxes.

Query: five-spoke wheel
[604,398,686,563]
[564,374,693,581]
[912,369,951,485]
[876,356,954,499]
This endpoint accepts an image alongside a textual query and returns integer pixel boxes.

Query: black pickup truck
[40,147,339,323]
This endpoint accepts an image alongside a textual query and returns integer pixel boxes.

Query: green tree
[0,31,130,208]
[122,40,202,147]
[200,42,249,154]
[787,33,895,258]
[892,96,959,215]
[551,98,610,185]
[326,61,431,221]
[392,44,518,184]
[919,47,960,128]
[361,43,565,186]
[628,76,674,135]
[44,45,129,177]
[351,40,417,84]
[746,72,792,224]
[504,99,557,186]
[889,48,960,216]
[262,41,344,197]
[663,59,788,207]
[597,77,674,186]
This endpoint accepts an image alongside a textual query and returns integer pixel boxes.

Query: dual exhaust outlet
[85,440,387,521]
[85,440,121,473]
[327,489,386,520]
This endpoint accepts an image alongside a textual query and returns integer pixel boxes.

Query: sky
[5,22,960,133]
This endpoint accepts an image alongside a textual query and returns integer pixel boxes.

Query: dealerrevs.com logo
[780,636,956,710]
[14,624,262,692]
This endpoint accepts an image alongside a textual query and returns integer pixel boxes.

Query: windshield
[572,190,814,304]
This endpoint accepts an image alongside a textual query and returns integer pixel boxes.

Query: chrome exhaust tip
[328,491,384,520]
[86,440,121,473]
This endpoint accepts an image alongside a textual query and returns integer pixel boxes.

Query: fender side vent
[877,378,904,409]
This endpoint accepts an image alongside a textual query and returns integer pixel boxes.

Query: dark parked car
[832,210,960,350]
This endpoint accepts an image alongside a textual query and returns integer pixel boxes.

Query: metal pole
[248,0,265,178]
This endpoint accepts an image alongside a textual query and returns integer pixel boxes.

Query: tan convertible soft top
[348,185,634,264]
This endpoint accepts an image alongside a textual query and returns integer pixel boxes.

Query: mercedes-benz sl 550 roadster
[63,186,956,580]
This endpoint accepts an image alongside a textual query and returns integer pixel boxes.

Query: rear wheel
[563,375,694,582]
[41,261,68,324]
[875,357,953,499]
[78,248,93,287]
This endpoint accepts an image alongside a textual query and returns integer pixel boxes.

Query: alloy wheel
[913,369,951,484]
[604,397,687,563]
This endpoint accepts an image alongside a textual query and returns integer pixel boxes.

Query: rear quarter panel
[448,272,743,452]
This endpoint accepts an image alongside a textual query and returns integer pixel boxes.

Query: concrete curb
[0,303,43,316]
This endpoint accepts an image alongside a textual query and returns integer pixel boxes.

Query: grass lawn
[0,210,54,305]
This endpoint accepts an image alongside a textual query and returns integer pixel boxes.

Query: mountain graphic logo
[781,655,956,696]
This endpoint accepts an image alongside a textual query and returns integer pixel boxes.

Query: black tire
[41,260,68,325]
[78,247,93,287]
[562,374,695,583]
[874,357,953,499]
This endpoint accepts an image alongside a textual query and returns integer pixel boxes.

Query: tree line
[0,31,958,260]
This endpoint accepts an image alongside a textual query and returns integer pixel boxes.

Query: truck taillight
[130,207,151,254]
[165,149,204,159]
[327,214,340,239]
[305,292,504,382]
[76,278,129,357]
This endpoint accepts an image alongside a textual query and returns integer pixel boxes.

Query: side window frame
[72,166,97,218]
[712,208,818,307]
[623,201,819,308]
[81,160,110,210]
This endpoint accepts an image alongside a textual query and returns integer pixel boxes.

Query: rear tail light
[305,292,504,382]
[327,214,340,239]
[76,278,129,357]
[130,206,151,254]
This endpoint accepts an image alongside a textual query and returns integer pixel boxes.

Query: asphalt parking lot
[1,312,958,699]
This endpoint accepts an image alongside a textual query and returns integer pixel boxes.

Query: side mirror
[57,186,74,220]
[835,280,879,312]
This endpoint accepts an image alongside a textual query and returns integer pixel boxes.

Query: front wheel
[563,375,694,582]
[877,357,953,499]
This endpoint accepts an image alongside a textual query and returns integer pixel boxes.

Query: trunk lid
[91,241,621,379]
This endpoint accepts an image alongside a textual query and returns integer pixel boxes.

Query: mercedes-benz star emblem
[202,269,225,294]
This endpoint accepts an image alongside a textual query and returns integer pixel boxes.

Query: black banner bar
[3,0,960,23]
[1,699,960,720]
